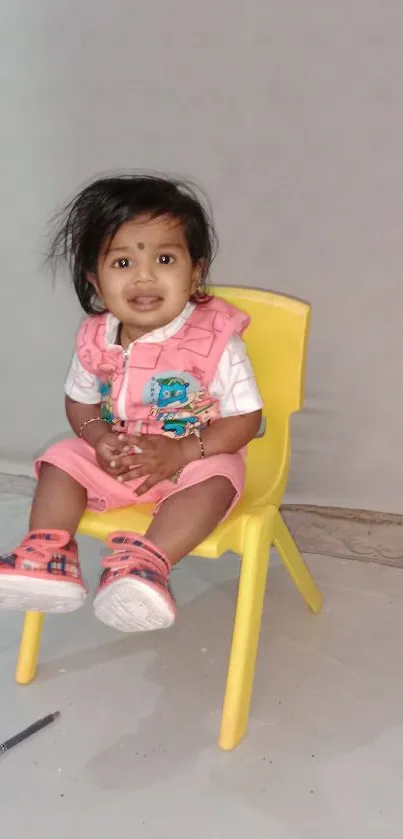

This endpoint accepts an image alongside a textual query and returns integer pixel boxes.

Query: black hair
[49,174,218,314]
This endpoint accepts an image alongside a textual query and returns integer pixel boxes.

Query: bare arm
[65,396,128,477]
[65,395,109,447]
[180,410,262,464]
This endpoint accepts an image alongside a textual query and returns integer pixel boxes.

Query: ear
[87,271,102,298]
[191,260,204,295]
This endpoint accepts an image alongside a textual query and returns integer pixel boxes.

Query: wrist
[179,431,205,466]
[79,418,110,447]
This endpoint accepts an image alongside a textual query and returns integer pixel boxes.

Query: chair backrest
[214,286,311,506]
[215,286,311,419]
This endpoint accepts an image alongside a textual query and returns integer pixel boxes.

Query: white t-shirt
[65,303,263,419]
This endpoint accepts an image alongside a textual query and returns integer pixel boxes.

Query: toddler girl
[0,176,263,632]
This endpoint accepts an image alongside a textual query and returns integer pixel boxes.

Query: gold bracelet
[193,428,206,459]
[170,429,205,484]
[78,417,107,438]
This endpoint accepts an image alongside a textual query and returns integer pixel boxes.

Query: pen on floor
[0,711,61,756]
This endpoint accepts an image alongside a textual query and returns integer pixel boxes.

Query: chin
[127,307,178,328]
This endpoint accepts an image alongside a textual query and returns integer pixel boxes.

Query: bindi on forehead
[137,242,145,250]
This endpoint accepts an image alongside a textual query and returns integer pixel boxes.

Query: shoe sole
[0,575,87,613]
[93,577,175,633]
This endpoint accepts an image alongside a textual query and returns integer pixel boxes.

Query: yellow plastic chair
[15,286,322,750]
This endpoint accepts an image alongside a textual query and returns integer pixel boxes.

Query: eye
[112,257,132,269]
[156,254,175,265]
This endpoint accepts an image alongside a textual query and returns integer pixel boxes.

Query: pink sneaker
[93,532,176,633]
[0,530,87,613]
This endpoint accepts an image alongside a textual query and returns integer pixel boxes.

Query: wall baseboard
[282,504,403,568]
[0,473,35,497]
[0,473,402,568]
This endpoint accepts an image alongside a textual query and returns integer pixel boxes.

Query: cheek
[167,283,193,303]
[166,269,195,295]
[97,272,124,302]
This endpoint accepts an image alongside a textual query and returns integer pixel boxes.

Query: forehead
[109,214,187,248]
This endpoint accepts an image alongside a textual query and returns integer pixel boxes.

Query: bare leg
[93,477,236,633]
[0,464,88,613]
[29,463,87,536]
[146,477,236,564]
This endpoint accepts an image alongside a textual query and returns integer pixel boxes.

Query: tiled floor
[1,491,403,838]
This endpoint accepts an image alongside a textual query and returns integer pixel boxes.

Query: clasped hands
[94,429,191,495]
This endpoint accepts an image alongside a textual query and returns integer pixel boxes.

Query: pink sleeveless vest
[76,298,250,438]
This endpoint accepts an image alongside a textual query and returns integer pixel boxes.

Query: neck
[119,323,152,346]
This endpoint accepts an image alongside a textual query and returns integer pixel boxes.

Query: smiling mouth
[127,296,163,310]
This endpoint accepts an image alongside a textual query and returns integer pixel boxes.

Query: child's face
[91,215,200,338]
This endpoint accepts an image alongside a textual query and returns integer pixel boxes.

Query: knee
[205,476,237,502]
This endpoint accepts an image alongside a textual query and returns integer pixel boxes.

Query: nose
[133,257,156,284]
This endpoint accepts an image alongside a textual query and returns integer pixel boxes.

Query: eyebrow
[156,242,185,249]
[106,242,185,253]
[106,246,131,253]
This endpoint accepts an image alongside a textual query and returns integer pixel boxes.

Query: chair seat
[78,491,267,559]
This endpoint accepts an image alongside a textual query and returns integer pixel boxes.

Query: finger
[111,448,142,463]
[103,436,127,455]
[114,452,146,467]
[115,470,142,483]
[112,451,157,473]
[112,466,143,480]
[117,466,149,483]
[101,440,126,457]
[118,433,141,445]
[120,433,151,451]
[100,463,124,477]
[99,455,136,476]
[114,465,143,480]
[133,473,161,496]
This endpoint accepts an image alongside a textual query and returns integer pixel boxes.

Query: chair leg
[274,512,323,614]
[219,511,274,751]
[16,612,44,685]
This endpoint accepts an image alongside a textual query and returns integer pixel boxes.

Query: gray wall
[1,1,403,513]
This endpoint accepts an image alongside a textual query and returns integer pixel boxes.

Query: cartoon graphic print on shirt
[99,380,114,424]
[97,370,220,438]
[145,371,219,438]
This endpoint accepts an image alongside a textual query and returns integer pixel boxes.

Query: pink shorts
[35,438,245,519]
